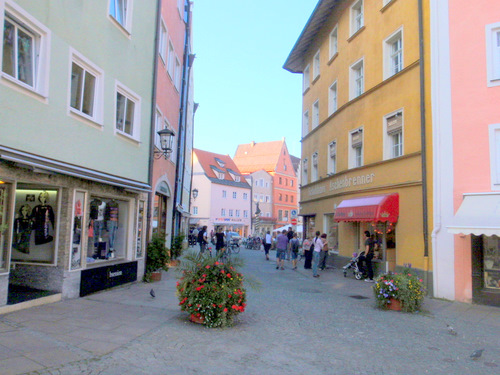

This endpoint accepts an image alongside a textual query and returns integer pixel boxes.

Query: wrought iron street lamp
[154,128,175,159]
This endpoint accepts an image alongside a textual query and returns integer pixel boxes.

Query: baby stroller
[342,251,367,280]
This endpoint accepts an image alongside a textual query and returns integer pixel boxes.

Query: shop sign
[330,173,375,191]
[80,261,137,297]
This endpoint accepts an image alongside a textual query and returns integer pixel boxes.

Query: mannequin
[105,199,119,258]
[32,191,55,245]
[13,204,33,253]
[90,198,106,248]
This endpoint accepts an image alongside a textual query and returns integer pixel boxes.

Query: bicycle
[228,240,240,254]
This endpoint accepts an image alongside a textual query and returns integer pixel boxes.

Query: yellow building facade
[284,0,433,282]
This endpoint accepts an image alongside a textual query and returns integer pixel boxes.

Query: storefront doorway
[471,235,500,306]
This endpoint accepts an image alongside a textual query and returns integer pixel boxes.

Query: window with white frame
[329,25,338,59]
[486,22,500,86]
[266,195,270,202]
[229,209,233,217]
[232,192,237,199]
[69,52,103,122]
[167,41,175,78]
[236,209,240,217]
[328,81,338,115]
[109,0,131,31]
[115,82,141,140]
[278,210,283,221]
[302,110,309,137]
[489,124,500,189]
[350,0,364,35]
[193,206,198,215]
[350,58,364,99]
[384,28,403,79]
[243,193,248,200]
[312,100,320,129]
[291,180,294,187]
[312,152,319,182]
[260,194,264,202]
[303,64,310,92]
[244,210,248,218]
[221,208,226,217]
[174,57,181,90]
[222,190,227,198]
[385,111,403,159]
[266,212,271,217]
[159,20,167,63]
[350,129,363,168]
[1,3,50,95]
[313,50,320,80]
[328,141,337,175]
[302,158,308,184]
[253,193,258,201]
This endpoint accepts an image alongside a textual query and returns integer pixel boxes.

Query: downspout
[146,0,162,244]
[171,0,192,238]
[418,0,430,290]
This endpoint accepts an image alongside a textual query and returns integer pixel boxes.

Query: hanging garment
[32,204,55,245]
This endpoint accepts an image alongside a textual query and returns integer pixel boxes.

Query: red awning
[334,193,399,223]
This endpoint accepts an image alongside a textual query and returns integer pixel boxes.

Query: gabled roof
[193,148,250,188]
[233,140,286,174]
[283,0,340,73]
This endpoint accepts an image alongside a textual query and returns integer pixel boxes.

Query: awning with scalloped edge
[447,193,500,236]
[334,193,399,223]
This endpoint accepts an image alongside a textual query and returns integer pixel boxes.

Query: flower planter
[189,314,205,324]
[388,298,402,311]
[150,271,162,282]
[168,259,179,267]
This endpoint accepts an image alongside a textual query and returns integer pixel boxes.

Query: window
[302,110,309,137]
[279,177,282,185]
[222,190,227,198]
[489,124,500,189]
[329,25,338,59]
[260,194,264,202]
[217,171,224,179]
[291,180,294,187]
[232,192,237,199]
[350,58,364,99]
[313,50,320,80]
[243,193,248,200]
[312,100,320,129]
[167,41,175,78]
[350,129,363,168]
[260,179,264,187]
[278,210,283,221]
[284,164,287,171]
[229,209,233,217]
[328,141,337,175]
[279,194,282,202]
[221,209,226,217]
[350,0,364,35]
[69,52,103,122]
[193,206,198,215]
[302,158,308,184]
[486,22,500,86]
[1,3,50,95]
[236,210,240,217]
[384,28,403,79]
[177,0,184,16]
[244,210,249,218]
[174,57,181,90]
[285,195,288,202]
[154,109,163,149]
[109,0,131,31]
[159,21,167,63]
[115,82,141,140]
[385,111,403,159]
[329,81,338,115]
[265,195,270,202]
[291,196,294,203]
[215,158,225,168]
[253,193,258,201]
[285,178,288,186]
[312,152,319,182]
[303,64,310,92]
[254,180,258,187]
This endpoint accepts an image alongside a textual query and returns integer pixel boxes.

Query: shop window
[153,193,167,235]
[0,182,13,271]
[12,187,58,264]
[483,236,500,291]
[87,196,129,263]
[70,190,86,270]
[136,200,145,258]
[325,214,339,252]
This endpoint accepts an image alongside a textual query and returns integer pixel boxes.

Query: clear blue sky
[191,0,318,159]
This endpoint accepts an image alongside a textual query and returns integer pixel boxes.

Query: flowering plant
[176,252,247,328]
[373,267,425,312]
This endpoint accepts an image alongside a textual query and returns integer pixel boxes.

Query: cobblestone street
[1,248,499,375]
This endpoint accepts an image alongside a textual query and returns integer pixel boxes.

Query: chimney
[251,141,256,147]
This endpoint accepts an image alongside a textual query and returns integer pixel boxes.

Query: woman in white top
[312,231,323,278]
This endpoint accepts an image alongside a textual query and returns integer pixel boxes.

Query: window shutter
[387,113,403,135]
[351,130,363,148]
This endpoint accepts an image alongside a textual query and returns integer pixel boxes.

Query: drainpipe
[146,0,162,244]
[418,0,430,290]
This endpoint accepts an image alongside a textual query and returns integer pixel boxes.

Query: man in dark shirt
[362,231,375,282]
[286,227,294,260]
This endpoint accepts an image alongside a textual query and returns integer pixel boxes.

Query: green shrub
[144,233,170,282]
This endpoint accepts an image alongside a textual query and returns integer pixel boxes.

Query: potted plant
[169,234,185,266]
[144,233,170,282]
[373,267,425,312]
[176,252,248,328]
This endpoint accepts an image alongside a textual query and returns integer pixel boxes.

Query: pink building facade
[432,0,500,306]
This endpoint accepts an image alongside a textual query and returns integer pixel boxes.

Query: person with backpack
[197,225,208,254]
[289,233,300,270]
[303,236,313,269]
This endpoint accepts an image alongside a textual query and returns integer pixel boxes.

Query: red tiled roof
[193,149,249,186]
[233,140,285,174]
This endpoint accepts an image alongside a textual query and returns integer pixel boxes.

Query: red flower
[228,294,232,298]
[227,273,232,278]
[223,308,228,312]
[215,262,219,265]
[205,265,211,269]
[219,304,223,308]
[195,286,204,291]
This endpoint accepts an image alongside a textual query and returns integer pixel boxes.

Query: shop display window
[483,236,500,290]
[86,196,128,264]
[0,182,12,271]
[70,191,86,270]
[325,214,339,252]
[11,186,58,264]
[136,200,145,258]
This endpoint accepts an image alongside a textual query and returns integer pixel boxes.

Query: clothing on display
[32,202,55,245]
[13,211,33,254]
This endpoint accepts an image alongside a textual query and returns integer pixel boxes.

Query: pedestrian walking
[215,227,226,256]
[276,229,288,270]
[303,236,313,269]
[319,234,329,270]
[362,231,375,282]
[289,233,300,270]
[197,226,208,254]
[264,230,272,260]
[312,231,323,277]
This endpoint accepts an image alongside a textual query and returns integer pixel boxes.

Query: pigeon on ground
[446,324,458,336]
[470,349,484,360]
[150,289,156,298]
